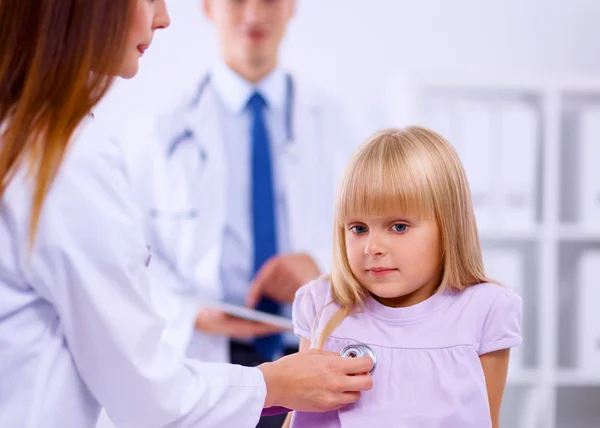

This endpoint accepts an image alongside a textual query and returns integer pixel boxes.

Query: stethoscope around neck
[166,72,296,160]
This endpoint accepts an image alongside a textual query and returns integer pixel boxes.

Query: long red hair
[0,0,134,244]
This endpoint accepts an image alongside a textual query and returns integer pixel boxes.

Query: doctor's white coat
[0,116,268,428]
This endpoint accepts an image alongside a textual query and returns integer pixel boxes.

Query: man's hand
[195,308,285,340]
[246,253,320,308]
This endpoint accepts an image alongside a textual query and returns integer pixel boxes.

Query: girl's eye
[350,225,367,234]
[392,223,408,233]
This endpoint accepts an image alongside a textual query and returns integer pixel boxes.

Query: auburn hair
[0,0,134,245]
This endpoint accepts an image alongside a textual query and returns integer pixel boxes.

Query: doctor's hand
[194,308,285,340]
[246,253,320,307]
[258,349,374,412]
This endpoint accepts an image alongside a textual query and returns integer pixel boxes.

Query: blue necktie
[248,92,283,361]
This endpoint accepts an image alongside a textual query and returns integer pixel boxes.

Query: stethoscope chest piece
[340,344,377,375]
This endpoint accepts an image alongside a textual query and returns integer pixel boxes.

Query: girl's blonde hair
[315,126,493,348]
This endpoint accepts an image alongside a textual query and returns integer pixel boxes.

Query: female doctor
[0,1,373,427]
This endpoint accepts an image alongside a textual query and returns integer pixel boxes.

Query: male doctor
[122,2,358,425]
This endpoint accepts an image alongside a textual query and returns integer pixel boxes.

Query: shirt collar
[211,61,287,114]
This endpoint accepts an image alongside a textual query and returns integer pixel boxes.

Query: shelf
[559,226,600,242]
[479,228,542,241]
[505,369,600,387]
[556,370,600,386]
[507,369,542,386]
[477,227,600,242]
[389,74,600,93]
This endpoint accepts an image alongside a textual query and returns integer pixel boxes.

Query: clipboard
[202,301,294,331]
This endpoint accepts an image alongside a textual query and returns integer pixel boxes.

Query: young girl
[285,127,522,428]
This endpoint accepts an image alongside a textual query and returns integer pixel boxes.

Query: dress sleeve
[292,281,322,341]
[478,290,523,355]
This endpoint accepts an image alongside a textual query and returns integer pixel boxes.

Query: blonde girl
[285,127,522,428]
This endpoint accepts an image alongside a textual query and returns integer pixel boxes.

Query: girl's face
[344,214,443,308]
[120,0,170,79]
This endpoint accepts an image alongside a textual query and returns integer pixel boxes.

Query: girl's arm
[480,348,510,428]
[283,337,312,428]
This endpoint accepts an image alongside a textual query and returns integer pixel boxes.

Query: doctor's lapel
[159,86,231,365]
[174,87,226,287]
[282,90,325,256]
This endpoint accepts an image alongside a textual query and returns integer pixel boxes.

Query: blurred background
[98,1,600,427]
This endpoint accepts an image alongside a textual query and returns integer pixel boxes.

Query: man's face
[204,0,295,69]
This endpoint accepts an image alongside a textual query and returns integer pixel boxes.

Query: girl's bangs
[337,140,435,223]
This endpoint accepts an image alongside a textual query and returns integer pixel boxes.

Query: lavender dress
[290,279,522,427]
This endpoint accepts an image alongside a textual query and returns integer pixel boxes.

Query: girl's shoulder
[452,282,523,355]
[295,274,334,304]
[456,282,522,314]
[292,275,338,340]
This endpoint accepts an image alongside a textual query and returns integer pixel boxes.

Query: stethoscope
[166,72,296,160]
[260,342,377,417]
[341,343,377,375]
[150,72,298,274]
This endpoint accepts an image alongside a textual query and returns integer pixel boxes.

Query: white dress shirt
[211,62,296,345]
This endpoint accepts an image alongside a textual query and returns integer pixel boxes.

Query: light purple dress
[290,278,522,427]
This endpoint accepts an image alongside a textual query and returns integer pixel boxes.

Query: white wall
[100,0,600,130]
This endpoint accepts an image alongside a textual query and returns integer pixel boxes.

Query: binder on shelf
[578,250,600,374]
[482,248,526,375]
[454,100,496,232]
[579,108,600,229]
[497,101,539,231]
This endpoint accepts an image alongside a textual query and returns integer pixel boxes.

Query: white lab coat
[121,73,357,363]
[0,116,267,428]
